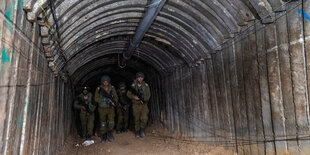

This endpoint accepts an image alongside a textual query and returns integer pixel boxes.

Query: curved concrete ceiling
[73,57,157,87]
[23,0,287,79]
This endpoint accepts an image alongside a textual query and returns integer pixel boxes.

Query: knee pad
[100,122,107,130]
[109,121,115,129]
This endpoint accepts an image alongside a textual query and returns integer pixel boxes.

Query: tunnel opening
[1,0,310,154]
[71,54,165,135]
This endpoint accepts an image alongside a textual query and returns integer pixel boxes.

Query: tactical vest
[132,81,147,100]
[98,85,114,108]
[78,93,91,104]
[77,93,94,113]
[118,90,129,106]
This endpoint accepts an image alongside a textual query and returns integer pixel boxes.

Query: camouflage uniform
[74,91,96,139]
[94,76,119,142]
[116,83,131,133]
[127,72,151,137]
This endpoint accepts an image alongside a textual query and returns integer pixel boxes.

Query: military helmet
[119,82,126,88]
[82,86,88,94]
[136,72,144,78]
[101,75,111,83]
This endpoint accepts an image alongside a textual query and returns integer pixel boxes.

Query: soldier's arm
[73,96,83,109]
[94,88,103,103]
[88,93,97,112]
[88,93,93,103]
[112,87,119,103]
[127,89,134,100]
[144,84,151,102]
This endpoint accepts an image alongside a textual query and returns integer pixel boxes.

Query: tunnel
[1,0,310,154]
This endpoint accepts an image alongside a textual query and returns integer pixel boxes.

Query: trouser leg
[116,107,123,130]
[80,112,87,137]
[98,108,108,136]
[132,104,142,131]
[107,108,115,131]
[87,114,95,136]
[140,104,149,129]
[123,109,129,129]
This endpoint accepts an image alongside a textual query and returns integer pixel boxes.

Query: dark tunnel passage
[1,0,310,154]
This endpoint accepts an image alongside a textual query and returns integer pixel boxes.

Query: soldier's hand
[82,106,86,110]
[111,102,115,106]
[118,104,122,108]
[134,96,140,100]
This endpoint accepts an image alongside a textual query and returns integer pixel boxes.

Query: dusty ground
[57,125,236,155]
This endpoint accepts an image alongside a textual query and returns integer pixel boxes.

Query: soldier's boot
[135,131,140,138]
[86,135,91,140]
[107,131,114,142]
[139,129,145,138]
[101,134,107,143]
[122,128,128,132]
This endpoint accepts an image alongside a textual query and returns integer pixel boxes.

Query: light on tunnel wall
[193,58,204,67]
[197,59,203,64]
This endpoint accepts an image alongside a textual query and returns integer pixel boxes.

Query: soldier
[94,75,119,143]
[74,87,96,140]
[116,82,131,133]
[127,72,151,138]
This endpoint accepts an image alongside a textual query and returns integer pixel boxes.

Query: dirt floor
[56,125,236,155]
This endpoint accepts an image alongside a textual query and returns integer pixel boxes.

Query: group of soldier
[73,72,151,143]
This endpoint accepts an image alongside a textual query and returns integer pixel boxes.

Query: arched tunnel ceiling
[66,35,183,74]
[72,56,158,88]
[23,0,288,80]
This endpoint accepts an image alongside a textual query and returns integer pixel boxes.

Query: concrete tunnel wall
[161,2,310,155]
[0,1,73,154]
[1,0,310,155]
[0,3,163,154]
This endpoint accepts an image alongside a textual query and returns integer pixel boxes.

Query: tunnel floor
[56,124,234,155]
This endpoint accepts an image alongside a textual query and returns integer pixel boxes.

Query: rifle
[118,104,128,113]
[81,101,93,114]
[118,90,130,112]
[128,86,145,104]
[99,88,117,107]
